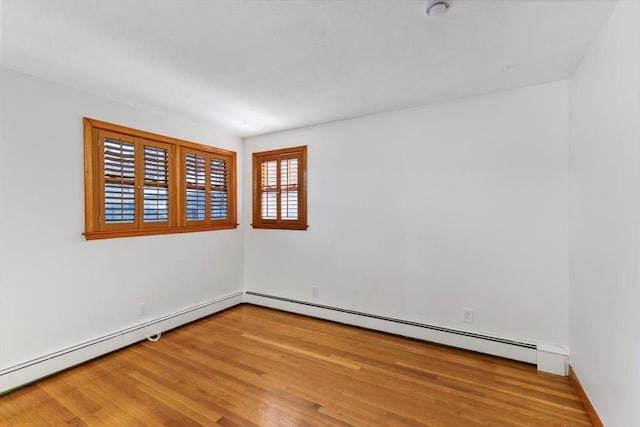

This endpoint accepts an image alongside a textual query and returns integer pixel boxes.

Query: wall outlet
[462,308,474,323]
[140,303,148,316]
[312,286,319,298]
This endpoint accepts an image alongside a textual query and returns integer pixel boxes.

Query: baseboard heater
[0,291,243,395]
[244,291,568,375]
[0,289,567,394]
[246,291,534,348]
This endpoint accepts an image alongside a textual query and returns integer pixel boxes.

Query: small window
[252,145,307,230]
[84,118,237,240]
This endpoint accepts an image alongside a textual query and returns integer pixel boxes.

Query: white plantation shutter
[103,138,136,225]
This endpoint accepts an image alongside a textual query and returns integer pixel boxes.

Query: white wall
[244,81,570,348]
[0,67,244,370]
[569,1,640,425]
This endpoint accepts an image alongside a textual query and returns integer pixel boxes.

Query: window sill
[250,223,308,231]
[83,224,239,240]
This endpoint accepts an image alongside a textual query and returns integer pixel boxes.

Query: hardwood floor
[0,305,591,426]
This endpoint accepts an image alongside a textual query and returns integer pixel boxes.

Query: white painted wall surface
[244,81,570,348]
[0,68,244,370]
[569,1,640,425]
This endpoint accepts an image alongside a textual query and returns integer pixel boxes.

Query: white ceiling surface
[1,0,616,137]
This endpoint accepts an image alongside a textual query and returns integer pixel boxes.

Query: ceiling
[1,0,616,137]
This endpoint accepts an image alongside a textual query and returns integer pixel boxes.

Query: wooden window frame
[84,118,237,240]
[252,145,308,230]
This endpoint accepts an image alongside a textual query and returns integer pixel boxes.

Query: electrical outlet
[463,308,474,324]
[140,303,148,316]
[312,286,319,298]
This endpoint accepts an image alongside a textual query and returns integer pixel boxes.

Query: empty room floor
[0,305,591,426]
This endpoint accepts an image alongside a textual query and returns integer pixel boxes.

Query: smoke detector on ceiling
[425,0,453,17]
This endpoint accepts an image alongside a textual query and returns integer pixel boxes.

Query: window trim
[83,117,238,240]
[251,145,308,230]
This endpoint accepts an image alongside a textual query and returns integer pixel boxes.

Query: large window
[84,118,237,240]
[252,145,307,230]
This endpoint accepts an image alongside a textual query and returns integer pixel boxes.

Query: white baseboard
[537,343,569,376]
[244,291,568,374]
[0,291,243,395]
[1,289,569,393]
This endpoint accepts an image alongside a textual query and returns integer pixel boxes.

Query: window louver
[143,145,169,223]
[280,157,298,220]
[252,145,307,230]
[104,138,135,224]
[84,118,237,239]
[185,154,206,221]
[261,160,278,219]
[210,159,228,219]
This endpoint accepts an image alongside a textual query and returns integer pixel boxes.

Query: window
[84,118,237,240]
[252,145,307,230]
[182,148,230,226]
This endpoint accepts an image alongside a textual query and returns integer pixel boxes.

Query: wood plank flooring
[0,305,591,426]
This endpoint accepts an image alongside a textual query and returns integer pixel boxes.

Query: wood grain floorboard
[0,305,592,426]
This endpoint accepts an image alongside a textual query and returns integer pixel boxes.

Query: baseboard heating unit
[0,291,243,395]
[1,288,568,395]
[243,291,568,376]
